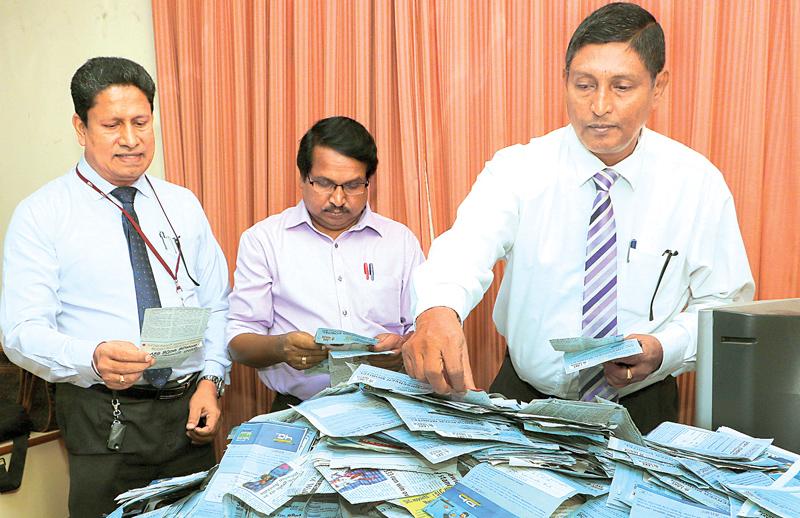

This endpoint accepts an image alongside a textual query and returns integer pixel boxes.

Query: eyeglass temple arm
[649,249,678,321]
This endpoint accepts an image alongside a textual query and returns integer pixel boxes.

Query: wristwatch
[198,375,225,398]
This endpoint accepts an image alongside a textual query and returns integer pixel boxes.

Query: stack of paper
[109,365,800,517]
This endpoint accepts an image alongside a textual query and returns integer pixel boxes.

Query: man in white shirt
[403,3,754,433]
[0,57,230,516]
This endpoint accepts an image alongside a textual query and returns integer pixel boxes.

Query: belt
[90,372,200,400]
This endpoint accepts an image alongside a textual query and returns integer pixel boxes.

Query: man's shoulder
[644,129,720,174]
[240,205,300,242]
[487,126,567,167]
[14,171,74,214]
[643,130,730,197]
[145,175,201,203]
[365,210,419,241]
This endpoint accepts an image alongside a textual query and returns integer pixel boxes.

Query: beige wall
[0,3,160,514]
[0,435,69,518]
[0,0,164,284]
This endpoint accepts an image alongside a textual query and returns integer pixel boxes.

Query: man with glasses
[227,116,424,411]
[402,3,754,433]
[0,57,230,516]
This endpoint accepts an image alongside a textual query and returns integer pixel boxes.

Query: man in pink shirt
[227,116,424,410]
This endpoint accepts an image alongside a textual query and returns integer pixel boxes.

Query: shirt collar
[285,200,384,238]
[75,155,154,200]
[566,124,647,191]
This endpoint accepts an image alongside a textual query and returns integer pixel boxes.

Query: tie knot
[111,186,137,207]
[592,168,619,193]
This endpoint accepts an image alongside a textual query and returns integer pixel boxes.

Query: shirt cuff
[414,286,470,324]
[202,360,227,381]
[650,324,691,378]
[71,339,105,387]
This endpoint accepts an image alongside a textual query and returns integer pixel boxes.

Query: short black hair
[565,2,665,81]
[71,57,156,124]
[296,116,378,181]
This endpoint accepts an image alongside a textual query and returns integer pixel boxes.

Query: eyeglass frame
[306,176,370,196]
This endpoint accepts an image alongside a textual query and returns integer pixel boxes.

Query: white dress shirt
[0,157,231,388]
[413,125,755,398]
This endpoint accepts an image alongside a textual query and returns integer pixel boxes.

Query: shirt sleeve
[650,185,755,380]
[0,200,101,386]
[188,196,232,380]
[400,230,426,334]
[412,155,520,322]
[226,227,276,345]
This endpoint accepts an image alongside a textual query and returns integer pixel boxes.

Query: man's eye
[316,179,334,188]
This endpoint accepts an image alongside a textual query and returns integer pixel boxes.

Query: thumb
[462,348,478,391]
[186,402,202,430]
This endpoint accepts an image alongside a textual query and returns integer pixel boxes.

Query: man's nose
[118,123,137,147]
[591,85,612,117]
[329,185,346,205]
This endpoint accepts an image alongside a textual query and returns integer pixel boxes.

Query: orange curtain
[152,0,800,449]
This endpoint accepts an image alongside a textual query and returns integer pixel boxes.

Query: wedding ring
[626,368,632,381]
[301,356,307,366]
[119,374,125,384]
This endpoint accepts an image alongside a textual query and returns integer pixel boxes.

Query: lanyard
[75,166,186,295]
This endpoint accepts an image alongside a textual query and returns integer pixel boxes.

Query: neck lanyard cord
[75,166,194,289]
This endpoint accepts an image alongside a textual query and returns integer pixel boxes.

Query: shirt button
[342,310,348,316]
[338,276,343,282]
[334,243,339,248]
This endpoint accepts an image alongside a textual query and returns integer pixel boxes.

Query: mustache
[323,206,350,214]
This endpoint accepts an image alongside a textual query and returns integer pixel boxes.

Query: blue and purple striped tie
[579,168,620,402]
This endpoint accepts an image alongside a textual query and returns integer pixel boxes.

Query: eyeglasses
[307,177,369,196]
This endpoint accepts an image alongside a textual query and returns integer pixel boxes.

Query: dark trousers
[270,392,303,413]
[489,354,678,435]
[56,383,215,518]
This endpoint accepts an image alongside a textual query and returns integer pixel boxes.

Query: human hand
[93,340,155,390]
[603,334,664,388]
[282,331,328,370]
[401,307,476,394]
[367,333,405,370]
[186,381,221,444]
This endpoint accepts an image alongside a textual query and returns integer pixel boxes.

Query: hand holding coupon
[549,335,642,374]
[308,328,394,384]
[140,307,211,368]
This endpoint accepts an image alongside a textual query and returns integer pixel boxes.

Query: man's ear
[72,114,87,147]
[652,70,670,106]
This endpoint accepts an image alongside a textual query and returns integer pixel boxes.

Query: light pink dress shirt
[226,201,424,399]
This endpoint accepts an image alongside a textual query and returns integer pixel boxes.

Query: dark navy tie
[111,187,172,388]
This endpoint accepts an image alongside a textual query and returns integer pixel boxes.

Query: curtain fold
[152,0,800,452]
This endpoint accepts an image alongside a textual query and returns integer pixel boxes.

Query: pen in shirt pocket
[626,238,637,263]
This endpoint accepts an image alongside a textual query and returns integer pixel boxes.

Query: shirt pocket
[361,280,402,328]
[622,245,687,320]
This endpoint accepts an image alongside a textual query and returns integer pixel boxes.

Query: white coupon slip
[140,307,210,368]
[562,339,642,374]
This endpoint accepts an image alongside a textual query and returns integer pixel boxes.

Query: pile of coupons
[110,364,800,517]
[309,328,394,385]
